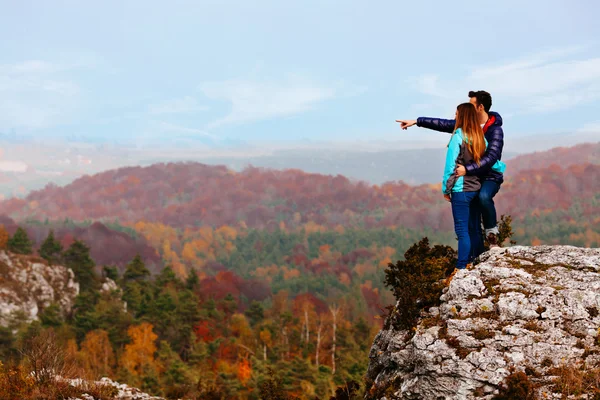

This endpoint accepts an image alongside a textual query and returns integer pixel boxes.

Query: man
[396,90,504,247]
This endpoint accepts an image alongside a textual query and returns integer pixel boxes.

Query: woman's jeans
[451,191,484,269]
[479,180,502,235]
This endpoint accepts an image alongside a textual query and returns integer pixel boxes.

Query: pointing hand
[396,120,417,130]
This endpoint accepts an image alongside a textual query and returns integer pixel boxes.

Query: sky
[0,0,599,151]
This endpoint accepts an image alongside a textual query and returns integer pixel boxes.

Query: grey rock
[0,250,79,328]
[365,246,600,399]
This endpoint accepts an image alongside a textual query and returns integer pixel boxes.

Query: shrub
[19,328,74,385]
[549,365,600,398]
[330,380,360,400]
[0,361,35,400]
[384,238,456,331]
[0,359,118,400]
[491,214,516,248]
[492,371,537,400]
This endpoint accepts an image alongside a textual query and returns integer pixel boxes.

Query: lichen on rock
[0,250,79,328]
[365,245,600,399]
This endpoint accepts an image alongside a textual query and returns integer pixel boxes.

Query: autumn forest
[0,142,599,399]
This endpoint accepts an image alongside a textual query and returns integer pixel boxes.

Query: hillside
[506,141,600,173]
[0,215,162,275]
[0,160,598,238]
[0,144,598,400]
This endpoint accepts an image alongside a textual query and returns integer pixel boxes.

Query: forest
[0,144,598,398]
[1,226,387,399]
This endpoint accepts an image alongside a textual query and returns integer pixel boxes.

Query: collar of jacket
[483,115,496,134]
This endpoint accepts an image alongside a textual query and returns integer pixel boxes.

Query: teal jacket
[442,128,506,195]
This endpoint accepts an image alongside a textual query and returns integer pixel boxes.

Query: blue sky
[1,0,599,148]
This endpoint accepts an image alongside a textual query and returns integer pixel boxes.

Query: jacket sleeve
[465,126,504,176]
[416,117,455,133]
[442,132,462,194]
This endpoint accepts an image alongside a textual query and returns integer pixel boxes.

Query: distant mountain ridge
[0,141,597,200]
[0,216,161,275]
[506,141,600,172]
[0,143,598,248]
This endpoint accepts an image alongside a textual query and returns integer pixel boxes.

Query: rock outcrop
[0,250,79,328]
[366,245,600,399]
[61,377,164,400]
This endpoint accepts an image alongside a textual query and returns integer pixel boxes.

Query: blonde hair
[454,103,485,165]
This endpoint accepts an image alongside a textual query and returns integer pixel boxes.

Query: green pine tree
[103,265,119,281]
[156,265,178,287]
[123,254,150,282]
[39,230,63,264]
[7,227,33,255]
[185,269,199,290]
[63,240,97,293]
[39,303,64,327]
[245,301,265,326]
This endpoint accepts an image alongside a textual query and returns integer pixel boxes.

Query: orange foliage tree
[80,329,115,379]
[122,322,158,377]
[0,225,8,249]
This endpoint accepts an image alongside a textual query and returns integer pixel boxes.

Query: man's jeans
[480,180,501,235]
[451,192,484,269]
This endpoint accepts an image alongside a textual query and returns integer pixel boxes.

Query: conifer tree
[124,254,150,282]
[103,265,119,281]
[7,226,33,255]
[39,230,63,264]
[63,240,97,292]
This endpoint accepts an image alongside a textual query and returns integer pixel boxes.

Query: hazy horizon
[1,0,599,198]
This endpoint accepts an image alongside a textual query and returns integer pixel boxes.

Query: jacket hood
[488,111,503,127]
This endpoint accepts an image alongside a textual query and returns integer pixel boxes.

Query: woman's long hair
[454,103,485,165]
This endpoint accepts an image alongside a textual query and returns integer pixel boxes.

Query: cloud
[0,60,64,75]
[578,121,600,133]
[148,96,209,114]
[0,59,85,129]
[411,46,600,115]
[0,160,28,172]
[157,121,215,138]
[36,170,64,177]
[199,76,337,128]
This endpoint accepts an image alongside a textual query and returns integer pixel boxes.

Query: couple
[397,90,505,276]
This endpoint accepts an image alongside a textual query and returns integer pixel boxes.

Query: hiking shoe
[445,268,459,286]
[466,263,474,270]
[487,233,500,248]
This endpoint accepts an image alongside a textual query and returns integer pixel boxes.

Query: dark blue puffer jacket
[416,111,504,183]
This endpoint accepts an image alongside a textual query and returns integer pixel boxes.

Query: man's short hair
[468,90,492,113]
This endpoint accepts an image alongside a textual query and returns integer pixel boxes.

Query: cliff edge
[365,245,600,399]
[0,250,79,328]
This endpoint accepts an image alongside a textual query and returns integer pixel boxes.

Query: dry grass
[523,320,544,333]
[0,361,118,400]
[445,336,478,359]
[0,328,119,400]
[472,328,495,340]
[420,314,442,330]
[548,365,600,398]
[541,357,554,368]
[483,278,501,295]
[492,371,538,400]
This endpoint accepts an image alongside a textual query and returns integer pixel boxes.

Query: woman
[443,103,505,281]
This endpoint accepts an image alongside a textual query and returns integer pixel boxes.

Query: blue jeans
[479,180,502,234]
[451,192,484,269]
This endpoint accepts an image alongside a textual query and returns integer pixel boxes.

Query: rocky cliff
[0,250,79,328]
[365,245,600,399]
[60,376,164,400]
